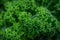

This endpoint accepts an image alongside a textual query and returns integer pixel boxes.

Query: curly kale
[0,0,60,40]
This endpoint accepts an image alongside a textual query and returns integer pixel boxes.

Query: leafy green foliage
[0,0,60,40]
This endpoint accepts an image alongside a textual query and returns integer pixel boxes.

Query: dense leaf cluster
[0,0,60,40]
